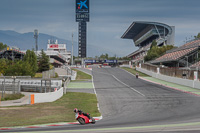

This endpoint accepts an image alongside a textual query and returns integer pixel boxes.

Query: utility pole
[34,29,39,54]
[72,33,74,65]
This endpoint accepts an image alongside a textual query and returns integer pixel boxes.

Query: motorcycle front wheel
[78,118,85,125]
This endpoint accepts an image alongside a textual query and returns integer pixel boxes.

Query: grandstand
[22,40,71,67]
[0,47,25,60]
[151,39,200,68]
[190,61,200,69]
[121,21,175,63]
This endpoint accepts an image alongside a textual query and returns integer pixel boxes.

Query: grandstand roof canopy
[121,21,172,40]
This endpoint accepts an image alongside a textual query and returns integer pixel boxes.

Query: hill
[0,30,114,57]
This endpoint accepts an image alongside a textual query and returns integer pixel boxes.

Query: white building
[47,40,71,66]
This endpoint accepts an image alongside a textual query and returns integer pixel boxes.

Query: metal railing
[0,79,21,98]
[63,77,70,94]
[62,66,73,75]
[0,77,62,93]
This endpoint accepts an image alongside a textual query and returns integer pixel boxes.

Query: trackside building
[121,21,175,63]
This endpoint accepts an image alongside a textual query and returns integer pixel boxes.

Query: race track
[4,67,200,133]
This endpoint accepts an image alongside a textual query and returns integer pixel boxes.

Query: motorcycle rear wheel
[91,118,96,124]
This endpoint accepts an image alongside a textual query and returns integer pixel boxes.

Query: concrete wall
[136,67,200,89]
[31,87,63,104]
[119,65,130,68]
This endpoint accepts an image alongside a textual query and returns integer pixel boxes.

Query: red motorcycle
[75,112,96,125]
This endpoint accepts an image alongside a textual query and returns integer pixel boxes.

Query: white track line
[93,69,145,97]
[91,71,102,118]
[112,75,145,97]
[76,68,102,115]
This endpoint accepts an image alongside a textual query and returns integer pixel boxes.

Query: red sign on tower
[49,44,58,48]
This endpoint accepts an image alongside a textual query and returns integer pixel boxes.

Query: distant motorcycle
[136,73,139,79]
[75,112,96,125]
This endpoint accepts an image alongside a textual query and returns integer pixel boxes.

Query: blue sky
[0,0,200,57]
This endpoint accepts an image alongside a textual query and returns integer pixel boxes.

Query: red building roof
[151,39,200,64]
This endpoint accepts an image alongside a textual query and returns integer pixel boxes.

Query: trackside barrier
[119,65,130,68]
[136,67,200,90]
[29,87,63,104]
[30,94,34,105]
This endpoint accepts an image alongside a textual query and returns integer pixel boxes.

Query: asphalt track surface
[3,67,200,133]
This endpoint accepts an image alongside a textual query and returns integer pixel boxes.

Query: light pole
[71,33,74,65]
[185,56,188,68]
[34,29,39,54]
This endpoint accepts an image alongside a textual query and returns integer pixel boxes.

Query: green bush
[144,42,174,62]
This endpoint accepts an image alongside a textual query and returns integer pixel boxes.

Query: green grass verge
[121,67,149,77]
[34,73,43,78]
[0,93,24,101]
[0,92,100,127]
[34,73,59,78]
[72,69,92,81]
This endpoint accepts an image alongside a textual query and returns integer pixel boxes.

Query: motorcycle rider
[74,108,91,119]
[136,72,139,79]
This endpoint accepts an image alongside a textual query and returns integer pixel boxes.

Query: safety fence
[0,77,62,94]
[136,66,200,89]
[141,63,199,80]
[42,69,55,79]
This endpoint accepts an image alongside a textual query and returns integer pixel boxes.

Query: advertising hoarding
[76,0,89,22]
[48,44,66,49]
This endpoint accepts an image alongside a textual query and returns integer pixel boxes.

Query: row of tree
[0,43,50,77]
[77,54,130,60]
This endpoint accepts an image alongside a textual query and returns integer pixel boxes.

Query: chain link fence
[42,69,55,79]
[0,76,22,98]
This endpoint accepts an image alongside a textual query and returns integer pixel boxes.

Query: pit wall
[29,87,63,104]
[136,67,200,90]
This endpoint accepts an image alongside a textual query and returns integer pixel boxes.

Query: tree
[150,40,157,49]
[99,53,109,60]
[108,56,117,60]
[23,50,38,76]
[4,60,32,76]
[144,44,174,62]
[38,49,50,72]
[194,33,200,39]
[0,42,7,51]
[0,58,8,75]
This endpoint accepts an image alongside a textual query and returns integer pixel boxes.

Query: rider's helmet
[74,108,78,113]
